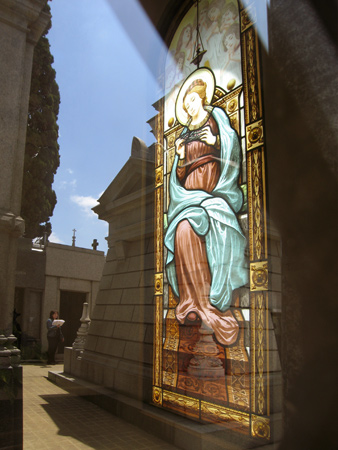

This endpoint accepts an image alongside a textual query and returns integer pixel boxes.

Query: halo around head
[175,68,215,126]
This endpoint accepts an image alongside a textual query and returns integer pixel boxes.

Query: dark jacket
[47,318,64,339]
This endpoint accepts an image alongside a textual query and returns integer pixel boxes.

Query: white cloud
[48,232,65,244]
[59,180,67,190]
[58,178,77,190]
[70,194,99,218]
[67,168,74,174]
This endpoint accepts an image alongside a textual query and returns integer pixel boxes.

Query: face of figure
[176,56,184,71]
[166,67,175,88]
[208,6,220,22]
[52,312,58,319]
[184,92,203,119]
[222,10,236,27]
[200,8,208,25]
[183,26,191,43]
[225,33,238,51]
[167,69,175,86]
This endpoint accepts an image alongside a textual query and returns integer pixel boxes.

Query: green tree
[21,4,60,239]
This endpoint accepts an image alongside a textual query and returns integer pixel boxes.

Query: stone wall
[0,0,49,334]
[262,1,338,447]
[72,138,155,402]
[14,239,105,353]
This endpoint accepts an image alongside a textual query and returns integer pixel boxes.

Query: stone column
[73,302,91,350]
[0,0,49,333]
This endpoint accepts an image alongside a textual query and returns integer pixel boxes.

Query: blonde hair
[182,79,208,114]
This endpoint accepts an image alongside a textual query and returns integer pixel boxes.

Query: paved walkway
[23,363,178,450]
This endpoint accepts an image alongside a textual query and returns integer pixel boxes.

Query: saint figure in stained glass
[164,68,248,346]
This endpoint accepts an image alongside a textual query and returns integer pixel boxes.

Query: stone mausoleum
[15,238,105,359]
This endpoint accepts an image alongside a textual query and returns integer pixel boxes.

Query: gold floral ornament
[155,166,163,188]
[252,415,270,439]
[154,273,163,295]
[250,261,268,291]
[227,98,237,114]
[175,67,215,127]
[152,386,162,405]
[246,120,264,150]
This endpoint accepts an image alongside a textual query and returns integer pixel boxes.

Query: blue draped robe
[164,106,248,313]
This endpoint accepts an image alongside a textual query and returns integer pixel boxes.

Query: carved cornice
[0,0,50,45]
[0,211,25,237]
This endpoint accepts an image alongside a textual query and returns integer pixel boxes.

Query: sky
[47,0,268,254]
[47,0,164,253]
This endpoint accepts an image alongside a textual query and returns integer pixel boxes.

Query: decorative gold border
[250,261,268,291]
[241,5,256,33]
[155,187,163,273]
[242,27,262,125]
[162,390,250,430]
[163,390,199,411]
[152,386,162,406]
[213,86,242,109]
[154,273,163,295]
[162,309,179,388]
[167,148,176,174]
[252,415,270,439]
[155,98,164,167]
[155,166,163,188]
[250,293,256,413]
[246,120,264,150]
[256,292,265,415]
[247,149,267,261]
[153,296,163,387]
[225,309,250,410]
[201,401,250,428]
[250,291,269,416]
[168,286,178,308]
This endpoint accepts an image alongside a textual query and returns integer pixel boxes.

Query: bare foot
[187,312,197,321]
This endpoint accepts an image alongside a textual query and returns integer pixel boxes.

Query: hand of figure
[199,126,216,146]
[175,138,185,159]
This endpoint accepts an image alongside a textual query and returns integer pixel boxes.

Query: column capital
[0,210,25,237]
[0,0,50,44]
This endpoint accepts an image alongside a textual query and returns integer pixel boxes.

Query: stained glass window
[153,0,277,441]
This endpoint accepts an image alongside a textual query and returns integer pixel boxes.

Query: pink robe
[174,115,239,346]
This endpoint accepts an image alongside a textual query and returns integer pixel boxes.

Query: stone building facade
[15,238,105,357]
[0,0,49,334]
[0,2,50,448]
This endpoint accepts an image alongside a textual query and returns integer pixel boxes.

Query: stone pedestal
[187,322,224,378]
[0,334,22,449]
[72,302,91,350]
[0,366,23,450]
